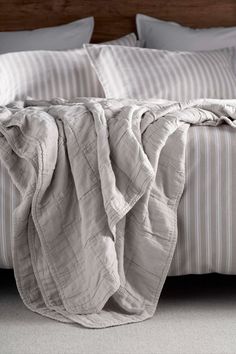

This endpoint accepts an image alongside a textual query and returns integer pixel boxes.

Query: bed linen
[0,98,235,328]
[1,120,236,276]
[0,17,94,54]
[0,33,138,106]
[136,14,236,51]
[85,44,236,100]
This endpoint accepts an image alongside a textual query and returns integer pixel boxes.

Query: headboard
[0,0,236,42]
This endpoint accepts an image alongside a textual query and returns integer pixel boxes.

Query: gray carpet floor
[1,270,236,354]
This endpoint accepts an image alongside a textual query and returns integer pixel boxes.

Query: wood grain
[0,0,235,42]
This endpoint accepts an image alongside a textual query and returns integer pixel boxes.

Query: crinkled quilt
[0,98,235,328]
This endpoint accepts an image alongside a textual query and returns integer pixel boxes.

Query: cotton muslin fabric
[2,120,236,275]
[0,98,236,327]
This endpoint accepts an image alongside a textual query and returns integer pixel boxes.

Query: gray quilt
[0,98,235,328]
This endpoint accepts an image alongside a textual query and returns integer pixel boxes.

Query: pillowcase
[136,14,236,51]
[0,17,94,54]
[85,45,236,101]
[0,33,138,105]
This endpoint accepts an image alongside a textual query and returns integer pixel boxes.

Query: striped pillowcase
[85,45,236,100]
[0,33,138,105]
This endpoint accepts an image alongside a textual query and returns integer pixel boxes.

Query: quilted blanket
[0,98,235,328]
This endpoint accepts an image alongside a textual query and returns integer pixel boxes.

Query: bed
[0,0,236,327]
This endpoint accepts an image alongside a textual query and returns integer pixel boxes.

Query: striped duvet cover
[0,118,236,276]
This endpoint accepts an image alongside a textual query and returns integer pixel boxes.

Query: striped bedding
[1,122,236,275]
[85,45,236,101]
[0,33,138,106]
[169,124,236,275]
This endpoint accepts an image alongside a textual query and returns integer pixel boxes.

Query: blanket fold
[0,98,235,328]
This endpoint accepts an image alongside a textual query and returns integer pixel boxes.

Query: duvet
[0,98,235,328]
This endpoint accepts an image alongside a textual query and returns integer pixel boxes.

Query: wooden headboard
[0,0,236,42]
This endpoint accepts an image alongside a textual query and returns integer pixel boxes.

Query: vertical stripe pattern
[0,33,138,106]
[0,161,20,268]
[85,45,236,100]
[169,125,236,275]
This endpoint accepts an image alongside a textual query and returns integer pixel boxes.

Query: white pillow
[85,44,236,101]
[0,34,138,105]
[136,14,236,51]
[0,17,94,54]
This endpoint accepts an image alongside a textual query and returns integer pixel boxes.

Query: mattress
[1,124,236,275]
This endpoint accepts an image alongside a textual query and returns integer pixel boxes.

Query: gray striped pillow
[85,45,236,100]
[0,33,138,105]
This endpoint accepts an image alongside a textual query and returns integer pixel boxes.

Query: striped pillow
[0,33,138,105]
[85,45,236,100]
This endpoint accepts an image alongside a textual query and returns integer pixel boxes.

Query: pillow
[136,14,236,51]
[85,45,236,101]
[0,33,138,105]
[0,17,94,54]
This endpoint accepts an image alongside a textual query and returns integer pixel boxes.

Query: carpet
[0,270,236,354]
